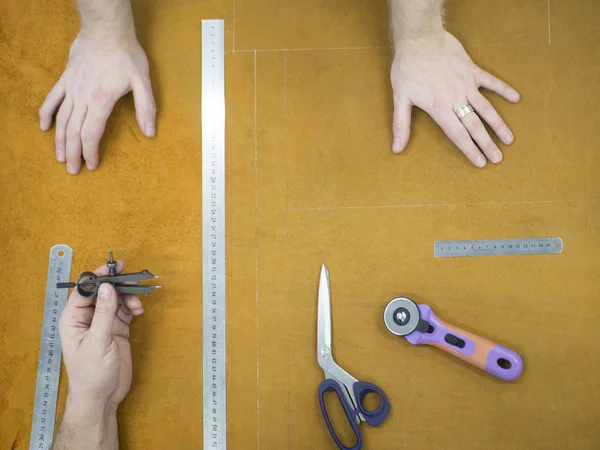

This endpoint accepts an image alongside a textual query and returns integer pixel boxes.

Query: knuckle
[483,140,497,153]
[491,77,504,89]
[66,127,80,141]
[66,143,80,156]
[66,146,80,157]
[95,303,111,315]
[479,101,493,116]
[452,129,470,144]
[141,102,157,114]
[80,127,99,142]
[392,119,404,132]
[468,118,483,132]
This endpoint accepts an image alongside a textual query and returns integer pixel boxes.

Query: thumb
[132,76,157,138]
[89,283,119,345]
[391,97,412,153]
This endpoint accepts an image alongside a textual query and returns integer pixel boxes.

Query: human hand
[58,261,145,411]
[39,34,156,174]
[390,30,520,167]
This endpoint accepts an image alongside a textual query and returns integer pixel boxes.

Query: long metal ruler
[202,19,227,450]
[434,237,563,258]
[30,245,73,450]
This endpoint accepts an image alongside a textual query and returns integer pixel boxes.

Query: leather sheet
[1,1,599,448]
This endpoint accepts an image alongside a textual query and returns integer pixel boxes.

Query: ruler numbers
[202,20,226,450]
[30,245,72,450]
[434,238,563,258]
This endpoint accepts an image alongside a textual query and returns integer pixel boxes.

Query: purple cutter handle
[318,379,390,449]
[405,304,523,381]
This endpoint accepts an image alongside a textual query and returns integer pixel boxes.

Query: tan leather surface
[1,1,599,449]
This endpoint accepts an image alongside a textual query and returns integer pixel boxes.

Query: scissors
[317,265,390,450]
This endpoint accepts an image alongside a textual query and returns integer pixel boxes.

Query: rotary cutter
[56,250,161,298]
[383,297,523,381]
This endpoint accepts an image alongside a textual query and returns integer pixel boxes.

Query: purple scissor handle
[317,265,390,449]
[318,378,390,450]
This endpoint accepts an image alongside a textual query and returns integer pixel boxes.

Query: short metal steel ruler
[30,245,73,450]
[434,237,563,258]
[202,19,227,450]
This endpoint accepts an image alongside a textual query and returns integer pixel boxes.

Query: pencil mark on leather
[125,121,140,143]
[11,429,21,450]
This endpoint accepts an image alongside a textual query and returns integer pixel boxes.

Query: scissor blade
[317,264,332,363]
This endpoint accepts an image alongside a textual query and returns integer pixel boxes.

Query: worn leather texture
[1,0,599,449]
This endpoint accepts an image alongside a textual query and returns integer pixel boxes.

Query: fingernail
[67,163,77,174]
[98,284,110,300]
[57,152,65,163]
[145,122,155,137]
[392,137,401,153]
[504,130,514,144]
[40,120,49,130]
[475,155,487,168]
[86,161,96,171]
[492,149,503,163]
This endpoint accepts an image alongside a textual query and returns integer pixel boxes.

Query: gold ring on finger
[455,104,475,121]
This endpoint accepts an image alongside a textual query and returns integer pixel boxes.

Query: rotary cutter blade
[383,297,431,336]
[383,297,523,382]
[56,250,161,298]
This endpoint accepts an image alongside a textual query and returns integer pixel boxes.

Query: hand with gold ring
[389,28,520,168]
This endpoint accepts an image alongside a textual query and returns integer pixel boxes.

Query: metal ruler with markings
[434,237,563,258]
[202,20,227,450]
[30,245,73,450]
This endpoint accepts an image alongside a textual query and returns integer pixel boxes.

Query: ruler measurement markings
[434,238,563,258]
[202,20,226,450]
[30,245,73,450]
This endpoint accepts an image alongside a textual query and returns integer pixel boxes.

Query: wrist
[77,0,136,45]
[393,29,446,61]
[53,393,119,450]
[390,0,444,46]
[62,393,117,429]
[55,394,119,450]
[393,24,444,47]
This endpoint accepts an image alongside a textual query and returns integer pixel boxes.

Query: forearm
[388,0,444,44]
[77,0,136,43]
[52,396,119,450]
